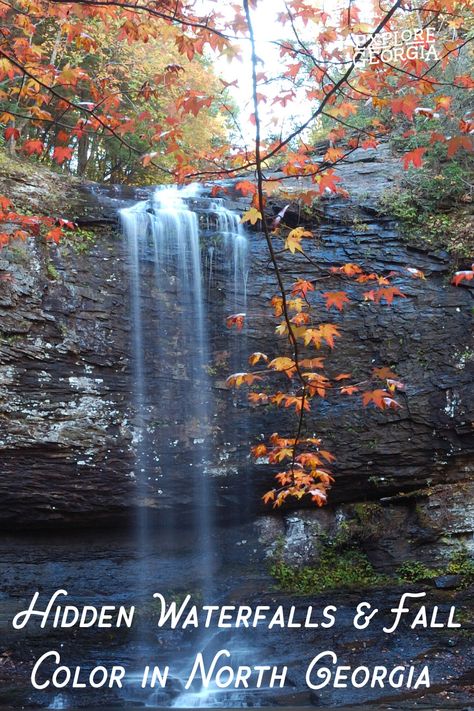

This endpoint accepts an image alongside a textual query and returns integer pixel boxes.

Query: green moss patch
[271,547,386,594]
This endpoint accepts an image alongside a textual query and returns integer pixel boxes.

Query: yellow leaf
[275,322,288,336]
[241,207,262,225]
[287,297,305,313]
[226,372,263,388]
[249,352,269,366]
[288,227,312,239]
[269,357,296,377]
[272,447,294,462]
[284,227,312,254]
[352,22,373,33]
[284,234,303,253]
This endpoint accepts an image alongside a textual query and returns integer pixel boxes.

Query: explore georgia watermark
[351,27,440,67]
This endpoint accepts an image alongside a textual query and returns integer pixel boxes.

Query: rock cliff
[0,148,472,568]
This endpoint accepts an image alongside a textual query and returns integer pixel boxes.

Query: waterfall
[120,185,249,706]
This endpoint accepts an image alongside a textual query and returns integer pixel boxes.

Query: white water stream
[120,185,250,707]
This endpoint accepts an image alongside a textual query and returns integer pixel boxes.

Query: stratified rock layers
[0,147,472,567]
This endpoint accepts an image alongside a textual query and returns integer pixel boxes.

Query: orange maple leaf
[373,366,399,380]
[248,393,269,405]
[251,444,268,458]
[323,291,350,311]
[262,490,276,505]
[284,395,310,412]
[391,94,418,120]
[271,296,284,317]
[364,287,406,304]
[324,147,345,163]
[310,489,327,506]
[303,324,341,349]
[318,323,341,348]
[291,279,314,297]
[249,352,268,365]
[45,227,63,243]
[331,263,363,277]
[304,372,331,397]
[341,385,359,395]
[296,453,323,468]
[300,357,325,369]
[316,169,341,194]
[362,389,401,410]
[226,372,262,388]
[291,312,310,326]
[235,180,256,197]
[406,268,425,279]
[0,195,12,211]
[447,135,473,159]
[269,446,294,462]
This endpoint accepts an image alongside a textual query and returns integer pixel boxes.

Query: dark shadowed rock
[435,574,463,589]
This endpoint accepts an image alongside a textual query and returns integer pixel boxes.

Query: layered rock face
[0,148,472,567]
[0,215,134,526]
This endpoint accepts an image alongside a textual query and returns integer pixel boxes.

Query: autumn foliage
[0,0,472,507]
[227,254,419,508]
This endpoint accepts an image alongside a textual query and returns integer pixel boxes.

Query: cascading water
[120,184,250,706]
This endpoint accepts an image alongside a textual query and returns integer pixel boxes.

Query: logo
[351,27,440,67]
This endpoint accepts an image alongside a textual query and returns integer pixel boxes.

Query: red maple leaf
[452,267,474,286]
[53,146,73,165]
[391,95,418,120]
[22,139,44,156]
[446,135,473,159]
[4,127,20,141]
[317,169,341,194]
[402,147,426,170]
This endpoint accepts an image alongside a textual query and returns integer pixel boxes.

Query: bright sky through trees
[213,0,375,141]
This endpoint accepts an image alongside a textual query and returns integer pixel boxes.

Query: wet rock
[435,574,463,589]
[0,145,472,530]
[0,230,135,527]
[258,482,474,571]
[256,509,345,566]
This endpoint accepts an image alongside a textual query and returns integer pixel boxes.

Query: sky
[210,0,376,143]
[213,0,313,143]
